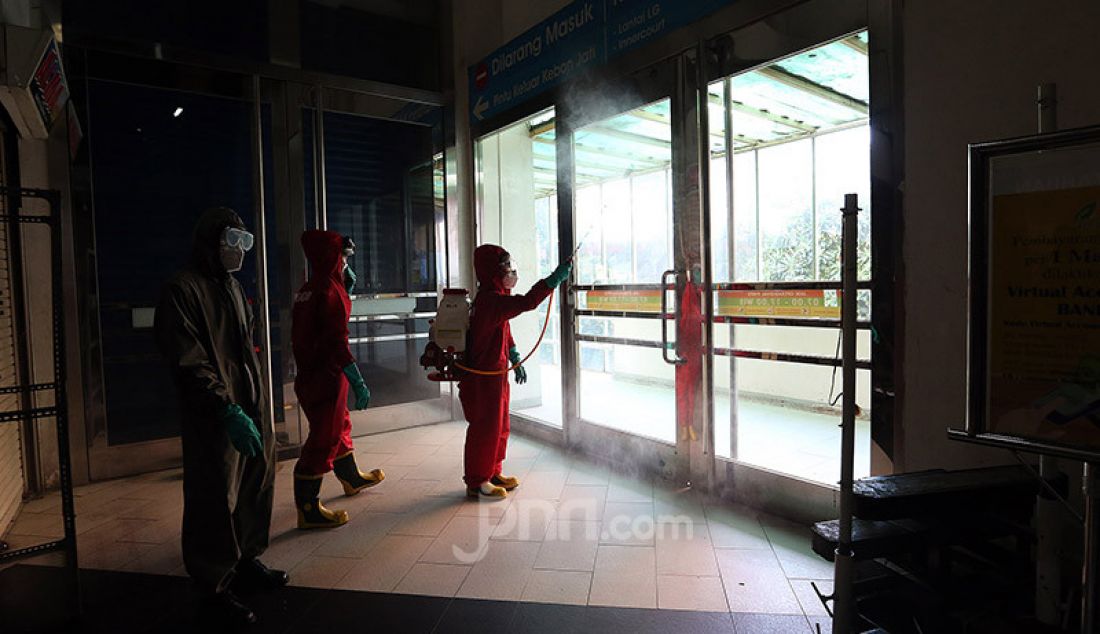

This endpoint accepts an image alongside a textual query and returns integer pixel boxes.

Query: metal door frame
[554,53,699,483]
[698,0,893,523]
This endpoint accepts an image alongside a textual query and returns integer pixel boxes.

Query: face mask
[502,270,518,290]
[220,245,245,273]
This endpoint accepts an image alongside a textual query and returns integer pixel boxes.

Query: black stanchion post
[833,193,860,633]
[1034,82,1063,628]
[1083,463,1098,634]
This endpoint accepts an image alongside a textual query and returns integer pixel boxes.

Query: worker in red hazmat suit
[459,244,571,498]
[291,230,384,528]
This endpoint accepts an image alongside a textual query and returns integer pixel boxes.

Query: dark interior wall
[62,0,442,92]
[299,1,440,90]
[61,0,270,61]
[901,0,1100,472]
[82,79,262,445]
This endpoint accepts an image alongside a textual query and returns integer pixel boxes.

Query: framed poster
[961,125,1100,461]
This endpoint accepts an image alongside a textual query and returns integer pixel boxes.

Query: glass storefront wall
[323,111,441,408]
[709,32,873,483]
[84,80,264,447]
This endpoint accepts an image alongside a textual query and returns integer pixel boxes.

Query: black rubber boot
[293,475,348,529]
[199,589,257,627]
[233,558,289,594]
[332,452,385,496]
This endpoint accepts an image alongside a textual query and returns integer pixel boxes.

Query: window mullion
[812,136,818,281]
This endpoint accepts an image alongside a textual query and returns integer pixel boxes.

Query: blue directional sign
[469,0,740,126]
[468,0,604,124]
[606,0,734,57]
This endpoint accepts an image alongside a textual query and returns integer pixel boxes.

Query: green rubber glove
[222,403,262,457]
[509,346,527,384]
[544,261,572,289]
[343,362,371,410]
[344,267,357,295]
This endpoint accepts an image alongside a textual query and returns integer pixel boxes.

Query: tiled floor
[2,420,833,632]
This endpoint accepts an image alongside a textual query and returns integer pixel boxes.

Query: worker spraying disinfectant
[419,226,591,383]
[421,244,570,498]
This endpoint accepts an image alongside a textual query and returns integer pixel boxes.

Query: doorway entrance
[473,15,878,506]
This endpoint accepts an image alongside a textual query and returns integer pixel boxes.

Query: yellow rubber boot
[466,481,508,499]
[294,475,349,529]
[491,474,520,491]
[333,452,385,496]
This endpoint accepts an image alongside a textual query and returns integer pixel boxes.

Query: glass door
[570,99,675,442]
[707,30,874,491]
[306,93,450,437]
[475,108,564,430]
[560,56,698,481]
[72,69,270,479]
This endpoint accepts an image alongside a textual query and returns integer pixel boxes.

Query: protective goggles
[222,227,254,251]
[342,236,356,257]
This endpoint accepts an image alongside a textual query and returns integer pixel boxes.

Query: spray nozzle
[570,224,597,261]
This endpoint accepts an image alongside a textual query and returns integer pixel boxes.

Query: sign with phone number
[718,290,840,318]
[584,289,840,318]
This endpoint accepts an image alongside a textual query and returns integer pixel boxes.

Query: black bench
[851,465,1040,521]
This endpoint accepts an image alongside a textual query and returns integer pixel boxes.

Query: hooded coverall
[459,244,552,487]
[154,207,275,593]
[292,230,358,476]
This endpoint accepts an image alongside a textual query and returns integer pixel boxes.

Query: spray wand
[454,227,594,377]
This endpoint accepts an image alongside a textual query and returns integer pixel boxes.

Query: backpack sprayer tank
[418,288,470,381]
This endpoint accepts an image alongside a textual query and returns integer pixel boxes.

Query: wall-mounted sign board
[468,0,738,125]
[584,289,662,312]
[957,125,1100,462]
[717,289,840,319]
[0,28,70,139]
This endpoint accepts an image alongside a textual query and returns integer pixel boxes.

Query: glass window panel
[534,196,553,277]
[578,342,674,444]
[632,171,672,283]
[578,316,662,343]
[325,111,436,293]
[712,30,873,488]
[734,153,759,281]
[758,140,813,281]
[774,38,870,104]
[575,183,604,284]
[573,99,673,442]
[710,154,730,283]
[602,179,633,283]
[87,80,259,446]
[815,125,871,281]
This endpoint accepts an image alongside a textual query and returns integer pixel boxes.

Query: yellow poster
[987,186,1100,451]
[717,289,840,319]
[585,289,662,312]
